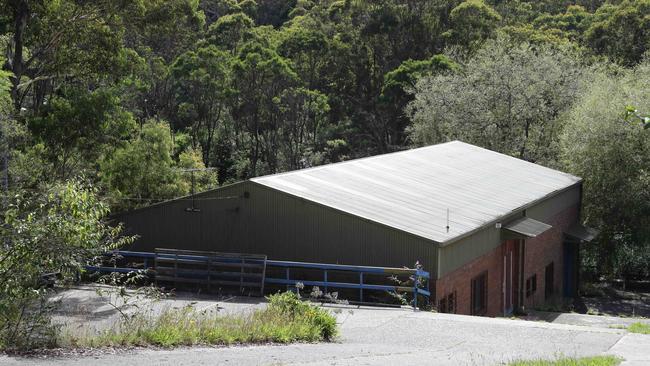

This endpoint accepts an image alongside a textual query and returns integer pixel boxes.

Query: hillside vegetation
[0,0,648,349]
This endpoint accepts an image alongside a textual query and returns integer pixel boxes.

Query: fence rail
[86,249,430,309]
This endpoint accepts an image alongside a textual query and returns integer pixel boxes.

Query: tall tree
[407,37,584,165]
[560,61,650,279]
[99,121,198,210]
[1,0,136,112]
[171,45,233,165]
[444,0,501,52]
[584,0,650,66]
[230,41,298,176]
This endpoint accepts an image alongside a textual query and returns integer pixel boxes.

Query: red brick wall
[434,204,579,317]
[435,241,506,316]
[522,204,579,309]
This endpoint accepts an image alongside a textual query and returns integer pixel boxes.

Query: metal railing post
[359,272,364,303]
[413,272,418,310]
[286,268,290,292]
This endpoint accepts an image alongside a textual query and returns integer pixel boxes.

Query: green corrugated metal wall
[116,181,438,279]
[114,181,581,284]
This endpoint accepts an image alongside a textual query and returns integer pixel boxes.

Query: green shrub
[62,291,338,348]
[267,291,337,341]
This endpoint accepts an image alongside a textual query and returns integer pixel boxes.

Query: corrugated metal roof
[251,141,581,244]
[504,217,552,238]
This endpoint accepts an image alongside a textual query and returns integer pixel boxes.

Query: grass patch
[508,355,622,366]
[62,291,337,348]
[627,322,650,334]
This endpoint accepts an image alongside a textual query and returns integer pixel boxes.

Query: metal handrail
[87,250,431,309]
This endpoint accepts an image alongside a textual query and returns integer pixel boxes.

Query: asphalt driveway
[1,286,648,365]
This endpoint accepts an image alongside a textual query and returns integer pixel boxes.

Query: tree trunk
[9,0,29,112]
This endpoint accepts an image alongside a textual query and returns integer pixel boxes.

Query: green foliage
[627,322,650,334]
[131,0,206,61]
[267,291,337,340]
[0,65,10,113]
[445,0,502,52]
[28,88,137,179]
[178,147,219,193]
[584,0,650,66]
[0,180,133,350]
[171,45,233,163]
[408,37,584,165]
[63,291,337,348]
[498,24,573,46]
[560,61,650,279]
[1,1,650,340]
[381,55,458,100]
[99,121,189,209]
[207,12,256,50]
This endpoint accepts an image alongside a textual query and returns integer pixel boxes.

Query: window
[545,262,555,299]
[446,291,456,314]
[471,272,488,315]
[439,291,457,314]
[525,274,537,298]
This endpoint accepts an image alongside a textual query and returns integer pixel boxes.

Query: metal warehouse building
[116,141,594,316]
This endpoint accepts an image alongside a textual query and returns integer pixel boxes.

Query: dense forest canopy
[0,0,649,282]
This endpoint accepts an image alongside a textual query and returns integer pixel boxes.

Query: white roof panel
[251,141,581,244]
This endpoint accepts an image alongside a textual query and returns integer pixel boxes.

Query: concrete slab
[606,333,650,366]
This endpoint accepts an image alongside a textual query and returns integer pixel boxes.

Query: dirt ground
[576,283,650,318]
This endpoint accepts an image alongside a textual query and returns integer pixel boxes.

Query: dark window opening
[447,291,456,314]
[545,262,554,299]
[439,291,457,314]
[439,297,447,313]
[471,272,488,315]
[525,274,537,298]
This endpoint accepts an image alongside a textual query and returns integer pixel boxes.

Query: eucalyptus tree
[1,0,139,113]
[444,0,501,52]
[584,0,650,66]
[407,37,585,165]
[230,40,299,176]
[171,45,233,165]
[560,62,650,279]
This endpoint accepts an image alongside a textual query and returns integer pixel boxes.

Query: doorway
[502,239,520,315]
[563,241,579,297]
